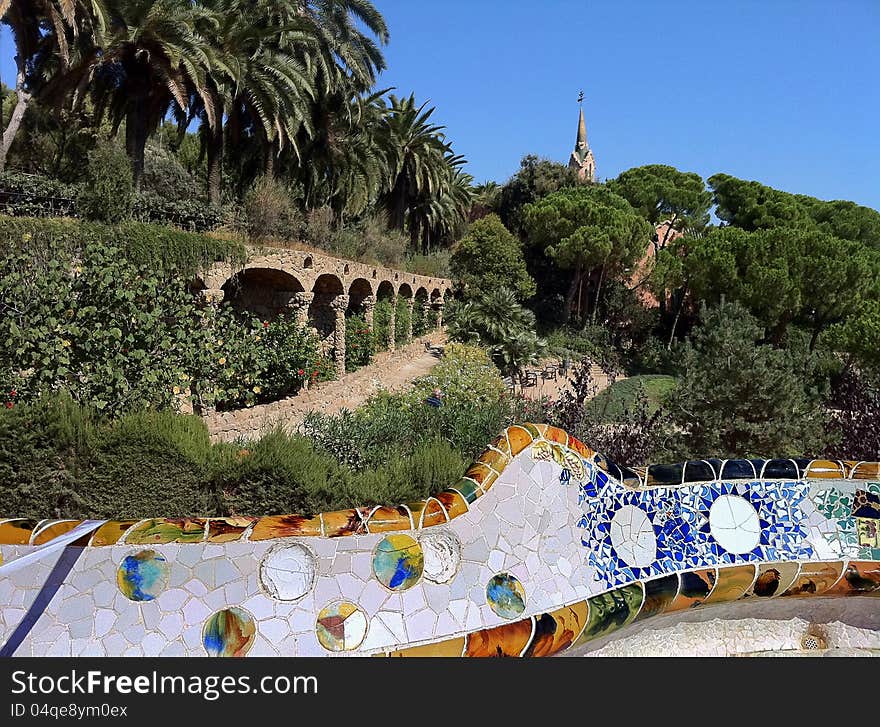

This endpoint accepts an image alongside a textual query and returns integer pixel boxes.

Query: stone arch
[347,278,374,311]
[398,282,413,299]
[312,273,344,295]
[413,286,431,337]
[221,267,305,319]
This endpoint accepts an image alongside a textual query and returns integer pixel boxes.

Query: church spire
[576,105,587,149]
[568,91,596,183]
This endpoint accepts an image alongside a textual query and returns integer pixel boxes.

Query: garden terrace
[0,424,878,657]
[200,246,453,378]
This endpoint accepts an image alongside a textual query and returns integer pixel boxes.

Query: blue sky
[2,0,878,208]
[374,0,880,208]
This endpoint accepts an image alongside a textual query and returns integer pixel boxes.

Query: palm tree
[192,0,319,204]
[57,0,221,187]
[381,93,453,236]
[447,287,546,388]
[0,0,107,171]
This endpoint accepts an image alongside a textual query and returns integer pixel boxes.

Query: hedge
[0,214,245,276]
[0,171,223,232]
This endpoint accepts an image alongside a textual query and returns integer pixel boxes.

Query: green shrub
[0,396,85,518]
[0,171,76,217]
[394,295,412,345]
[76,138,134,223]
[214,429,348,516]
[242,175,301,242]
[412,299,430,337]
[405,250,451,278]
[450,214,535,300]
[207,309,322,410]
[585,375,677,422]
[373,298,392,351]
[132,192,223,232]
[79,411,213,518]
[345,313,375,372]
[0,215,244,276]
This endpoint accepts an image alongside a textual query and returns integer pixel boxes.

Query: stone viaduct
[197,246,454,378]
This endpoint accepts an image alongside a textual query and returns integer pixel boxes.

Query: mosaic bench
[0,423,878,656]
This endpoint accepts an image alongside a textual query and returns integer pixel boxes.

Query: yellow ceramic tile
[248,514,322,540]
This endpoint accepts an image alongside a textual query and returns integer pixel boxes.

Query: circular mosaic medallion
[372,534,424,591]
[260,543,316,601]
[116,549,170,602]
[202,607,256,657]
[610,505,656,568]
[419,529,461,584]
[486,572,526,619]
[709,494,761,554]
[316,601,368,651]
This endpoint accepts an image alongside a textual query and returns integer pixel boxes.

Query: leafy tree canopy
[497,154,580,233]
[676,225,880,346]
[608,164,711,246]
[450,213,535,302]
[709,173,880,248]
[664,301,827,459]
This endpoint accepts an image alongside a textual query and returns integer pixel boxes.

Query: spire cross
[577,90,584,106]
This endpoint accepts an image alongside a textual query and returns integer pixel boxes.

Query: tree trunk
[590,265,605,325]
[125,106,148,189]
[206,108,224,206]
[0,63,32,173]
[668,282,688,350]
[563,264,583,323]
[808,322,823,352]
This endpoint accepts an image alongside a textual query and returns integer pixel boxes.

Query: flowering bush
[345,313,375,372]
[372,298,392,352]
[205,309,323,410]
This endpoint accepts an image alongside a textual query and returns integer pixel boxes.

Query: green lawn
[584,375,677,422]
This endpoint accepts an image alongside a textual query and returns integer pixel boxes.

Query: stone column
[406,298,415,343]
[289,292,314,328]
[422,299,432,335]
[362,295,375,329]
[331,294,349,379]
[387,294,397,352]
[200,288,225,306]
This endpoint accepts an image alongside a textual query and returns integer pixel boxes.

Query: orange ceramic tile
[389,637,466,657]
[489,434,511,458]
[850,462,880,480]
[667,568,717,611]
[566,435,595,461]
[477,447,510,472]
[405,501,427,530]
[781,561,845,597]
[744,562,801,598]
[702,565,757,604]
[31,520,81,545]
[542,425,569,447]
[505,425,534,456]
[321,508,370,537]
[124,518,207,544]
[435,490,469,520]
[464,617,534,657]
[464,462,499,491]
[249,514,322,540]
[804,460,846,478]
[0,519,38,544]
[524,601,589,657]
[365,506,413,533]
[205,517,255,543]
[635,574,680,620]
[823,561,880,596]
[89,521,140,546]
[419,497,448,528]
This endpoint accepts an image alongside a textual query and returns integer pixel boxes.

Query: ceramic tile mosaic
[1,425,879,657]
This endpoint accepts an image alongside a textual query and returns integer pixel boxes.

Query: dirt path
[205,333,446,442]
